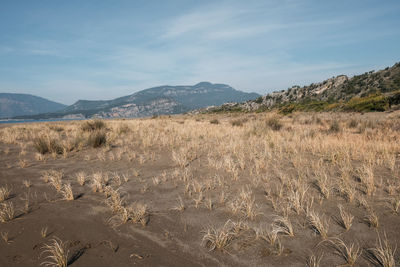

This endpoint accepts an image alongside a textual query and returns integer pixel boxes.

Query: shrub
[231,119,246,127]
[344,94,389,112]
[348,119,358,128]
[329,120,341,133]
[266,116,283,131]
[33,136,63,155]
[87,130,107,148]
[81,120,106,132]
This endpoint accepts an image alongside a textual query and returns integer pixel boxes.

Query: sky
[0,0,399,105]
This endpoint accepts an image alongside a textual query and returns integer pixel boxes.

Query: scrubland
[0,111,399,266]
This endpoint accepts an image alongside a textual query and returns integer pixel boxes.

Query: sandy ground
[0,112,399,266]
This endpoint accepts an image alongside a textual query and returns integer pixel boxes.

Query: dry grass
[364,210,379,228]
[22,179,32,188]
[61,184,74,201]
[323,238,361,266]
[75,172,86,186]
[202,220,235,252]
[272,215,294,237]
[306,252,324,267]
[0,202,15,222]
[40,237,69,267]
[109,202,150,227]
[171,196,185,212]
[1,112,399,265]
[0,185,12,202]
[1,231,11,244]
[307,210,329,239]
[337,204,354,231]
[366,233,397,267]
[41,226,49,238]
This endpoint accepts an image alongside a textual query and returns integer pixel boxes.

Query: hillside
[0,93,66,118]
[17,82,260,119]
[204,62,400,114]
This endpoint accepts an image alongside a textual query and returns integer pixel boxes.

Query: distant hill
[203,62,400,114]
[16,82,260,119]
[0,93,67,119]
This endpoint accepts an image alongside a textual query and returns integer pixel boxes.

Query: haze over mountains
[0,93,66,118]
[1,82,259,119]
[2,62,400,119]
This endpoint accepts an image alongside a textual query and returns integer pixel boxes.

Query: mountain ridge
[0,93,67,119]
[12,82,260,119]
[202,62,400,114]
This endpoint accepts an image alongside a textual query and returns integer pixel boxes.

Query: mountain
[204,62,400,114]
[17,82,260,119]
[0,93,67,119]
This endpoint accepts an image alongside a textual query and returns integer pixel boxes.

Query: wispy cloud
[0,0,399,104]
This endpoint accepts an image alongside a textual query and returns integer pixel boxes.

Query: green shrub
[344,94,389,112]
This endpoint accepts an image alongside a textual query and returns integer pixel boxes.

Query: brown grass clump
[266,115,283,131]
[307,210,329,239]
[0,202,15,222]
[34,136,63,155]
[306,253,324,267]
[323,238,361,266]
[41,227,49,238]
[202,220,235,252]
[0,185,12,202]
[230,118,247,127]
[272,215,294,237]
[209,119,219,124]
[171,196,185,212]
[47,172,64,192]
[40,237,69,267]
[337,204,354,231]
[328,120,341,133]
[1,231,11,244]
[110,202,150,227]
[87,130,107,148]
[364,210,379,228]
[75,172,86,186]
[81,119,106,132]
[61,184,74,201]
[22,179,32,188]
[91,172,108,193]
[366,233,397,267]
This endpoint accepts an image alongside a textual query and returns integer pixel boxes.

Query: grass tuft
[40,237,69,267]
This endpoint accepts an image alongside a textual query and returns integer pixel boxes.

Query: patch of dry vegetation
[0,111,399,266]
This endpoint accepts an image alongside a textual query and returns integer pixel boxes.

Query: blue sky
[0,0,399,105]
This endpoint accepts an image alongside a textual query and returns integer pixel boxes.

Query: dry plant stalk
[0,185,11,202]
[337,204,354,231]
[322,238,361,267]
[273,215,294,237]
[41,226,49,238]
[307,210,329,239]
[61,184,74,201]
[0,202,15,222]
[202,220,235,251]
[40,237,69,267]
[171,196,185,212]
[366,232,396,267]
